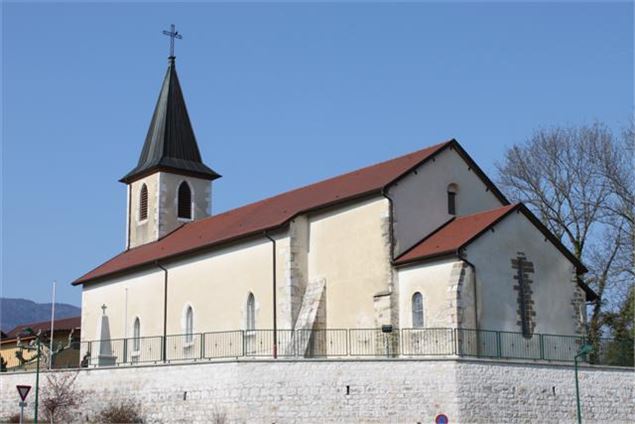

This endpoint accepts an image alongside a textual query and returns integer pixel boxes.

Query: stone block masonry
[0,359,632,423]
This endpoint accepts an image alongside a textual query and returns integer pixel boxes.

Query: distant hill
[0,298,81,333]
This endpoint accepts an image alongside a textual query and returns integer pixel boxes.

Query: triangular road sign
[16,385,31,401]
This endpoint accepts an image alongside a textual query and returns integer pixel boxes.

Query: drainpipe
[264,233,278,359]
[156,261,168,362]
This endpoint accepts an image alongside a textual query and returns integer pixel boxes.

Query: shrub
[96,400,144,423]
[41,372,85,423]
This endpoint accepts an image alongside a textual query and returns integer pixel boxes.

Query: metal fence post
[539,334,545,360]
[241,330,246,357]
[453,328,458,356]
[200,333,205,360]
[123,338,128,364]
[496,331,502,358]
[346,329,350,356]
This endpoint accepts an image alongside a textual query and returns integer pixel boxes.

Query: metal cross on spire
[162,24,183,58]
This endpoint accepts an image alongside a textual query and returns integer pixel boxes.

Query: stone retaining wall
[0,359,632,423]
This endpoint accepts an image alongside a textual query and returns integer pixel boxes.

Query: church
[72,52,596,364]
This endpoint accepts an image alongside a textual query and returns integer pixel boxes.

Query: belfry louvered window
[139,184,148,221]
[177,182,192,219]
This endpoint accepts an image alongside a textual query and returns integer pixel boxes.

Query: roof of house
[120,57,220,184]
[5,316,81,339]
[75,140,459,285]
[395,204,597,301]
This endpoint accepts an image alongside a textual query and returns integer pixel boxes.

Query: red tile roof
[395,203,595,300]
[74,140,453,285]
[6,316,81,339]
[395,205,518,265]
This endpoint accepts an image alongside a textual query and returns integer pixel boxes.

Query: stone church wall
[128,173,161,248]
[1,360,631,423]
[387,146,503,257]
[307,197,393,329]
[464,210,583,336]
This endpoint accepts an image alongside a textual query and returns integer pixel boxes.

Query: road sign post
[19,401,27,424]
[16,385,31,424]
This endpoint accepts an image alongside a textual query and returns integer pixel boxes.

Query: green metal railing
[70,328,634,369]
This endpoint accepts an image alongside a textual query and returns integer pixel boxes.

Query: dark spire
[120,57,220,183]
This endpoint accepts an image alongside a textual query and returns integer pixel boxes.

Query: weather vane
[162,24,183,58]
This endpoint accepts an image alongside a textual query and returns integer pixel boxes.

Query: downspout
[155,261,168,362]
[264,233,278,359]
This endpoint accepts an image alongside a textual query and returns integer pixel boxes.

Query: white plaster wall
[127,172,212,249]
[465,210,581,335]
[307,197,393,329]
[83,196,394,355]
[397,259,458,328]
[388,146,503,256]
[159,238,274,334]
[81,237,276,348]
[128,173,160,249]
[157,172,212,240]
[1,360,631,423]
[82,270,165,343]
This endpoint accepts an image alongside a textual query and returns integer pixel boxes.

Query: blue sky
[2,2,633,306]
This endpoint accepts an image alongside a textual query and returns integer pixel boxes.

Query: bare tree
[496,122,634,344]
[41,372,86,423]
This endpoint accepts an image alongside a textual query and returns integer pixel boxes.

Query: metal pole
[19,401,24,424]
[264,233,278,359]
[49,281,56,369]
[575,354,582,424]
[34,337,40,424]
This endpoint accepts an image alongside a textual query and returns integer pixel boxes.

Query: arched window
[133,317,141,351]
[412,292,424,328]
[246,293,255,331]
[139,184,148,221]
[447,183,458,215]
[177,181,192,219]
[185,306,194,343]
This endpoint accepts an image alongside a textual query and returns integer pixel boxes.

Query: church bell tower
[120,34,220,249]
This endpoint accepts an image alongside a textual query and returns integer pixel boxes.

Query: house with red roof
[73,54,595,365]
[0,316,81,370]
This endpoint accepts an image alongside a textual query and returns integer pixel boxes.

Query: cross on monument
[162,24,183,58]
[101,304,107,315]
